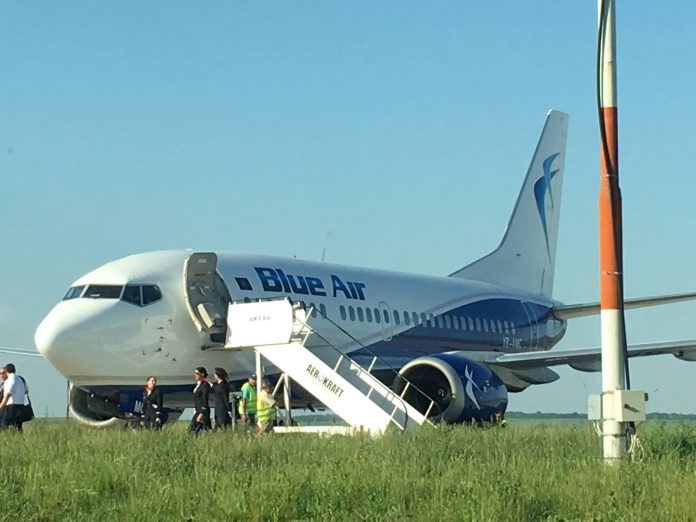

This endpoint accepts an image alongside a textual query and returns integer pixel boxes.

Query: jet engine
[69,385,182,428]
[69,385,128,428]
[394,353,508,424]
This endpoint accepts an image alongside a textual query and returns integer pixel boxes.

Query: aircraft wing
[554,292,696,320]
[482,340,696,372]
[0,347,42,358]
[353,340,696,376]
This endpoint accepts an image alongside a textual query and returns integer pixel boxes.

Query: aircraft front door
[183,252,231,344]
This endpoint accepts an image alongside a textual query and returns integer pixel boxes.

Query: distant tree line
[506,411,696,421]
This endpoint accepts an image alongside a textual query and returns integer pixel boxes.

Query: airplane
[31,110,696,427]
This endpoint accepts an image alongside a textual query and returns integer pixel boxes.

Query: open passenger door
[183,252,231,344]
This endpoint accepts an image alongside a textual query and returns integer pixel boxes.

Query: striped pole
[598,0,627,462]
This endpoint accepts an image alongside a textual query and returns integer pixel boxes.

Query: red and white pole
[598,0,627,462]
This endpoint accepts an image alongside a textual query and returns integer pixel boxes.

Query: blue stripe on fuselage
[350,298,565,361]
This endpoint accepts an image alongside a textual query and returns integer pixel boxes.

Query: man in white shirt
[0,363,26,431]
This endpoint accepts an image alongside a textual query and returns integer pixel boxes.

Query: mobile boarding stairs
[222,298,437,434]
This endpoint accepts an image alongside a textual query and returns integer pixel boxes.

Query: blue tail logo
[533,153,560,257]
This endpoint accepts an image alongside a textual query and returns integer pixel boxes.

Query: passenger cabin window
[349,306,356,321]
[412,312,419,325]
[374,308,381,324]
[319,304,327,318]
[357,307,364,322]
[444,315,451,329]
[403,311,411,326]
[366,307,373,322]
[383,309,390,324]
[63,285,85,300]
[234,277,253,291]
[393,310,400,325]
[339,305,347,321]
[85,285,123,299]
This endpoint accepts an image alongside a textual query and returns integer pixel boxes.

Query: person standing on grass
[0,363,26,431]
[256,379,277,435]
[239,373,257,430]
[213,367,233,430]
[141,376,164,430]
[189,366,212,434]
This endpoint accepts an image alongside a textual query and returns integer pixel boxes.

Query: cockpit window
[84,285,123,299]
[121,285,162,306]
[63,285,85,300]
[121,285,141,306]
[142,285,162,305]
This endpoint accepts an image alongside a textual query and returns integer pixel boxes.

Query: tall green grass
[1,421,695,521]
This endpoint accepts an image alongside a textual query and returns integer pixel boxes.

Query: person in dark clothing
[213,367,233,430]
[189,366,212,434]
[141,376,164,430]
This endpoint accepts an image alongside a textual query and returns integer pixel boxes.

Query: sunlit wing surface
[553,292,696,320]
[483,340,696,372]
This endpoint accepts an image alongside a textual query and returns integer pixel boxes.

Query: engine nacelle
[69,385,128,428]
[395,354,508,424]
[69,385,183,428]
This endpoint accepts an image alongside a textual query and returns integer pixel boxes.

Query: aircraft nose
[35,302,98,369]
[35,299,151,381]
[35,307,73,361]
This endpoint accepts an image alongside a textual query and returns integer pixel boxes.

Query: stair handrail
[291,311,410,431]
[226,297,442,428]
[296,302,442,426]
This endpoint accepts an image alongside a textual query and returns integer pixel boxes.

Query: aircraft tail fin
[449,110,569,297]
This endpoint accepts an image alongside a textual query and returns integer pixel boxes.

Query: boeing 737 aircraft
[31,110,696,427]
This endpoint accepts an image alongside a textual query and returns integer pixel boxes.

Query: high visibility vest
[257,390,276,423]
[240,382,257,414]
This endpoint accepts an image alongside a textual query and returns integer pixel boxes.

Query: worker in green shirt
[239,373,257,429]
[495,411,508,428]
[256,379,277,435]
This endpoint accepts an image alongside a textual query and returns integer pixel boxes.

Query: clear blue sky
[2,2,695,416]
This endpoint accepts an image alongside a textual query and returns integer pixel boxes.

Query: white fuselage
[35,250,565,390]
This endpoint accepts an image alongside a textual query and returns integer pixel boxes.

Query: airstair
[223,298,437,434]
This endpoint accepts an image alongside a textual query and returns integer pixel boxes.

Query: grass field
[2,420,696,521]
